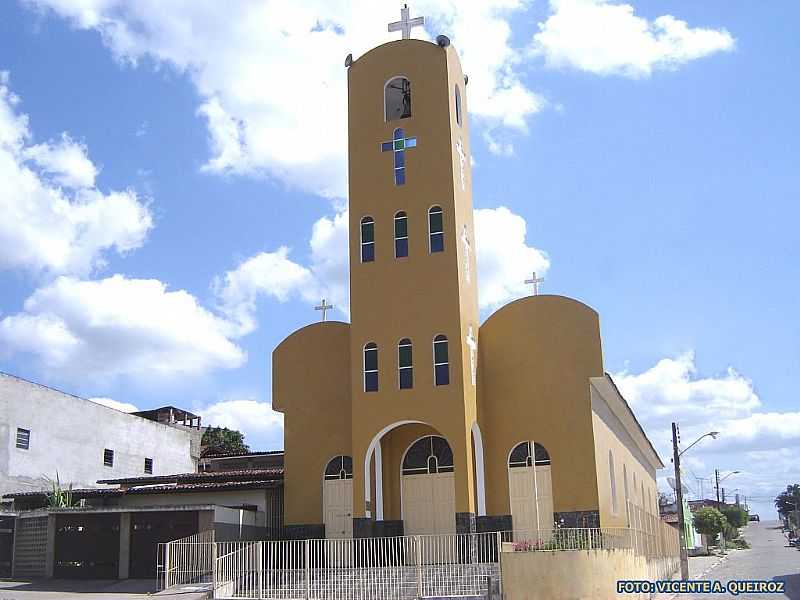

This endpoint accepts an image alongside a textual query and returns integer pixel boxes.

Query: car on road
[748,514,760,522]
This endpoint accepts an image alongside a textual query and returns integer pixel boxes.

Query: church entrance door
[401,436,456,536]
[323,456,353,539]
[508,441,554,542]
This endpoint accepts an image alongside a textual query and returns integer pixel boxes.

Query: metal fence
[158,529,215,590]
[160,523,679,599]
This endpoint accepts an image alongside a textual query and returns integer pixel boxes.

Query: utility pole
[722,487,726,503]
[672,422,689,579]
[715,469,721,504]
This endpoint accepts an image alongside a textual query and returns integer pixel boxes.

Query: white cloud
[23,133,98,188]
[197,398,284,450]
[613,352,800,515]
[0,275,245,379]
[25,1,544,198]
[0,72,152,276]
[215,209,350,332]
[474,207,550,310]
[532,0,735,78]
[89,396,139,413]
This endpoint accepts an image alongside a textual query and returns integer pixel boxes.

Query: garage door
[54,514,120,579]
[130,511,199,579]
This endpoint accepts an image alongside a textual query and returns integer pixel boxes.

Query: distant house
[0,372,202,500]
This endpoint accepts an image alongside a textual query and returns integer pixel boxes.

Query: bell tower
[347,17,480,534]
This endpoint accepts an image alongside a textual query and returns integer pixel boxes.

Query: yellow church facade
[273,35,663,539]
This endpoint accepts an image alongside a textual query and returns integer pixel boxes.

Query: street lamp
[672,425,720,580]
[715,470,740,503]
[714,470,740,555]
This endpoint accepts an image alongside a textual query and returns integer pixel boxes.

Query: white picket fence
[159,522,678,599]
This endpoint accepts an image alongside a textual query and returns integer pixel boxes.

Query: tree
[775,484,800,517]
[201,427,249,456]
[720,505,748,529]
[693,507,727,551]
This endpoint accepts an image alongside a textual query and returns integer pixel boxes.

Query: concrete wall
[0,373,197,497]
[590,380,660,528]
[347,39,479,519]
[273,322,352,526]
[119,490,272,527]
[477,296,605,520]
[501,549,651,600]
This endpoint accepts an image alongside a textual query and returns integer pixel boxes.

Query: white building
[0,372,201,500]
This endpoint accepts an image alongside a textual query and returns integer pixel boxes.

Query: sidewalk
[653,553,730,599]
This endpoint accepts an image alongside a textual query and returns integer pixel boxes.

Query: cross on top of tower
[314,298,334,322]
[524,272,544,296]
[388,4,425,40]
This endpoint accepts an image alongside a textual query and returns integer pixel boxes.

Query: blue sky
[1,1,797,516]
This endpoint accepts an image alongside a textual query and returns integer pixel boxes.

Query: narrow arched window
[360,216,375,263]
[385,76,412,121]
[609,450,618,515]
[429,206,444,253]
[454,85,462,126]
[394,211,408,258]
[364,342,378,392]
[433,334,449,386]
[324,455,353,480]
[398,338,413,389]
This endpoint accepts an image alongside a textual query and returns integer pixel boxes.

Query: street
[662,520,799,599]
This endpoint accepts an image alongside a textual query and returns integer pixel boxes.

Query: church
[272,12,663,540]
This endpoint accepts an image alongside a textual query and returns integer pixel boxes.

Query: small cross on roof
[524,272,545,296]
[314,298,334,322]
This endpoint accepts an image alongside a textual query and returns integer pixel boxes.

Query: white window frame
[433,334,449,386]
[394,211,409,258]
[15,427,30,450]
[398,338,413,389]
[363,342,379,392]
[360,216,375,263]
[428,206,444,253]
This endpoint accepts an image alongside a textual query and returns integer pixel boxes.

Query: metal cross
[524,272,544,296]
[314,298,334,322]
[388,4,425,40]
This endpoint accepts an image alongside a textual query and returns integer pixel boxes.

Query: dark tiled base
[555,510,600,528]
[281,523,325,540]
[353,517,374,538]
[455,512,476,534]
[374,520,404,537]
[476,514,512,533]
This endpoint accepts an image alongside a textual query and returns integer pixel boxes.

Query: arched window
[433,334,449,386]
[324,455,353,480]
[609,450,618,515]
[360,216,375,262]
[398,338,413,389]
[385,76,412,121]
[429,206,444,253]
[394,211,408,258]
[402,436,453,475]
[454,85,462,126]
[364,342,378,392]
[508,441,551,468]
[623,464,630,524]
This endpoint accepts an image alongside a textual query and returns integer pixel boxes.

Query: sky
[1,0,797,518]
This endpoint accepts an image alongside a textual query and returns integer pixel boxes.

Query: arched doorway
[401,436,456,535]
[508,441,554,537]
[323,455,353,538]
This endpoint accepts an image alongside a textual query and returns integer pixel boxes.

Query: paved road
[666,520,799,599]
[0,578,210,599]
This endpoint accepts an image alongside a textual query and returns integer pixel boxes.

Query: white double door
[323,478,353,539]
[401,472,456,536]
[509,465,554,539]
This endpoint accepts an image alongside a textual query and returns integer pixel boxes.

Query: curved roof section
[481,294,599,328]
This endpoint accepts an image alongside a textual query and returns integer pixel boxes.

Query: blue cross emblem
[381,127,417,186]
